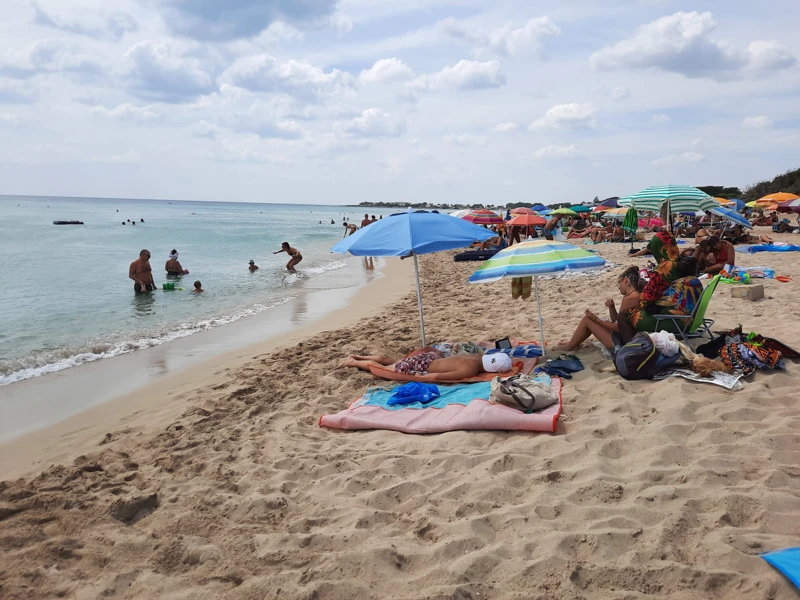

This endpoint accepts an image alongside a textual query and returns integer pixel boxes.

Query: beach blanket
[739,243,800,254]
[319,376,562,433]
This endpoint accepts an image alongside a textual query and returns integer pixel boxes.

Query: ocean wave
[0,296,295,387]
[302,258,348,275]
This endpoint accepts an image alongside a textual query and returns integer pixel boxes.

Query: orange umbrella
[507,214,547,227]
[510,207,536,215]
[713,197,734,206]
[758,192,800,204]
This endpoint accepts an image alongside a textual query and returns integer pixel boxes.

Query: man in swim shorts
[543,216,561,240]
[342,349,512,381]
[129,249,155,293]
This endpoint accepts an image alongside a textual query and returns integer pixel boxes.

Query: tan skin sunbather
[342,348,494,382]
[552,266,644,351]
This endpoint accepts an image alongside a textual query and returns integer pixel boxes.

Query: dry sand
[2,227,800,600]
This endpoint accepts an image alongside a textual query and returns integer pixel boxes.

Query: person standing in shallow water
[274,242,303,272]
[129,249,155,293]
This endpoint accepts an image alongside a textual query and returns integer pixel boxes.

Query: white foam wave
[302,258,348,275]
[0,296,295,387]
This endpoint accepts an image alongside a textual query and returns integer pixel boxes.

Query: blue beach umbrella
[331,209,495,345]
[537,208,552,216]
[730,198,747,211]
[710,206,752,229]
[468,240,608,355]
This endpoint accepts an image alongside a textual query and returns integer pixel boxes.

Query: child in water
[193,280,203,293]
[249,260,259,272]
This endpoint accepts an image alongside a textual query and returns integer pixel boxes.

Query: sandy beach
[2,228,800,600]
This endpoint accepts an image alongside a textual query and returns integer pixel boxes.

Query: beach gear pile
[697,326,799,376]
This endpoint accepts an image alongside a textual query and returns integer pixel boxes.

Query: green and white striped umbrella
[619,185,717,213]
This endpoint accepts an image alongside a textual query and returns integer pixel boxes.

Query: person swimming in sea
[274,242,303,272]
[165,249,187,275]
[193,280,203,293]
[249,260,259,272]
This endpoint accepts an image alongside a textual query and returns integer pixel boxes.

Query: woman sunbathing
[342,348,512,381]
[552,266,645,351]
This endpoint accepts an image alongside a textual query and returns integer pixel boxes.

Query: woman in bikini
[694,235,735,275]
[274,242,303,272]
[552,266,645,351]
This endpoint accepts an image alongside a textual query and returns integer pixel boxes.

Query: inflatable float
[53,220,84,225]
[453,248,500,262]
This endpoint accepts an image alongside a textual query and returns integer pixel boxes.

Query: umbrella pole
[534,276,545,358]
[413,253,426,347]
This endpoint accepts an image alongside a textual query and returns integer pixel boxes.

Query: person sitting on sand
[552,266,645,351]
[129,249,155,293]
[479,235,506,251]
[694,235,735,275]
[566,217,589,239]
[165,249,185,275]
[249,260,259,272]
[343,222,358,237]
[619,256,702,342]
[193,280,203,293]
[342,349,512,381]
[274,242,303,272]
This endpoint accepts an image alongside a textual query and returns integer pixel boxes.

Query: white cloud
[652,113,671,124]
[338,108,406,138]
[533,144,582,160]
[490,122,519,133]
[417,148,433,159]
[154,0,339,41]
[91,103,160,121]
[411,60,505,91]
[32,3,139,42]
[0,40,60,79]
[608,86,630,100]
[192,120,221,140]
[125,41,218,103]
[0,79,33,104]
[691,138,705,149]
[743,115,773,129]
[590,11,796,80]
[652,152,705,166]
[439,17,560,57]
[531,103,597,130]
[224,53,356,99]
[444,134,488,147]
[200,138,289,164]
[359,58,414,84]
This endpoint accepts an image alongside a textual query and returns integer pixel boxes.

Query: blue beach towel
[388,383,440,406]
[740,244,800,254]
[762,547,800,590]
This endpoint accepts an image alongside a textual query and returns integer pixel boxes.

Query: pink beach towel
[319,378,562,434]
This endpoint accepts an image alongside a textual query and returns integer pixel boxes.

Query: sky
[1,0,799,205]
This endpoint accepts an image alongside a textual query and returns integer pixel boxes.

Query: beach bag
[490,374,558,411]
[615,332,681,380]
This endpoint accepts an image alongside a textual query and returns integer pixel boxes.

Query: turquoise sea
[0,196,395,386]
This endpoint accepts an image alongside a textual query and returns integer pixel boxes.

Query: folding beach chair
[653,275,721,343]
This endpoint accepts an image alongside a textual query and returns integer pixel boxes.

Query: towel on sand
[319,377,562,433]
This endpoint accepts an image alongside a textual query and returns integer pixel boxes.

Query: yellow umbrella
[758,192,800,203]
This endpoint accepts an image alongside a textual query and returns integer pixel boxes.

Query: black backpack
[615,332,681,380]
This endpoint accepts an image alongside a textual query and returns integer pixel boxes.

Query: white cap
[482,353,512,373]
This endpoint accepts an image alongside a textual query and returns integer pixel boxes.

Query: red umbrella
[507,214,547,227]
[463,210,504,225]
[510,207,536,215]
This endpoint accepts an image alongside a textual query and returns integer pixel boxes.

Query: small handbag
[489,374,558,412]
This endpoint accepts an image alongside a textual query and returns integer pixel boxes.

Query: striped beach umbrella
[463,209,504,225]
[622,207,639,250]
[710,206,753,229]
[619,185,717,213]
[468,240,607,355]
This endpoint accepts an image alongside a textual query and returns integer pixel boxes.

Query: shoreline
[0,257,415,479]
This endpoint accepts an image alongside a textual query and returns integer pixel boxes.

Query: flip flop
[776,276,792,283]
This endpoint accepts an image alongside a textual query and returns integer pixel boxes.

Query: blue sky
[0,0,798,204]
